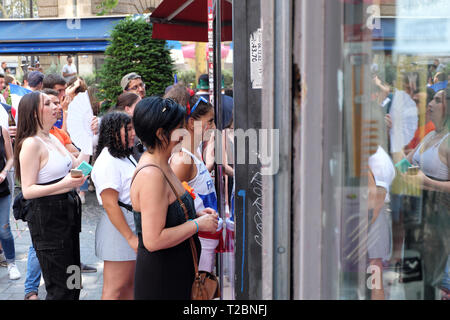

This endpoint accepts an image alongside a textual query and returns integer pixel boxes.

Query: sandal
[24,292,39,300]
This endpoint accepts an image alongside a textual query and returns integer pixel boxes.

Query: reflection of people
[430,72,448,93]
[404,87,450,299]
[367,146,396,300]
[130,97,218,299]
[390,88,436,267]
[387,74,418,156]
[91,112,138,300]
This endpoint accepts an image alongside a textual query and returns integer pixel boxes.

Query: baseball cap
[121,72,142,90]
[197,74,209,90]
[28,71,44,88]
[197,74,225,90]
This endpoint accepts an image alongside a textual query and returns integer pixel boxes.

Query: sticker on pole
[250,28,263,89]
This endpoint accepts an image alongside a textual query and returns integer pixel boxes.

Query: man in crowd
[27,71,44,91]
[62,55,77,83]
[0,61,8,76]
[121,72,146,99]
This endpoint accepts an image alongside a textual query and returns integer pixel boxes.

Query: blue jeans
[80,179,88,192]
[24,245,41,295]
[442,255,450,292]
[0,194,15,264]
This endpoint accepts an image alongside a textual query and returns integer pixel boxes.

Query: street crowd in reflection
[363,58,449,300]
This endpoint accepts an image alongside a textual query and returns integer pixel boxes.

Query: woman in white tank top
[406,88,450,190]
[405,88,450,299]
[14,91,90,300]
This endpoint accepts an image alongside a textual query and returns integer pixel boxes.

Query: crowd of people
[360,57,449,300]
[0,57,235,300]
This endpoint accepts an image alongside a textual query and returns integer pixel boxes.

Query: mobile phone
[407,166,420,176]
[77,161,93,176]
[71,169,83,178]
[395,158,412,174]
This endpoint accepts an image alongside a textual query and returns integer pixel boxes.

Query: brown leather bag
[132,164,220,300]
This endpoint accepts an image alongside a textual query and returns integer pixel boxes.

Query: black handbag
[13,191,33,222]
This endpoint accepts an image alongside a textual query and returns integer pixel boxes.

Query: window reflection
[341,0,450,300]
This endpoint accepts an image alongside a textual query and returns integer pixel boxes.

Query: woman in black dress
[130,97,218,300]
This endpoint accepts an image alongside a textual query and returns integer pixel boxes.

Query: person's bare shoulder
[170,151,194,181]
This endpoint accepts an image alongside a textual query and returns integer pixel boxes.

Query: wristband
[188,219,199,233]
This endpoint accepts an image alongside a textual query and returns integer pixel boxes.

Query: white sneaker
[7,263,21,280]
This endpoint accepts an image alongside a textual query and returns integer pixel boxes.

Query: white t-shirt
[368,146,396,203]
[91,147,137,206]
[0,102,9,129]
[62,63,77,82]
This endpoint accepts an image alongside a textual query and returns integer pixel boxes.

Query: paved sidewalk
[0,190,104,300]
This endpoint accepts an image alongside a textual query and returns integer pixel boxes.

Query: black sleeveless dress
[133,191,201,300]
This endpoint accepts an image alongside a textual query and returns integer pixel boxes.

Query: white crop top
[412,132,449,181]
[35,135,73,184]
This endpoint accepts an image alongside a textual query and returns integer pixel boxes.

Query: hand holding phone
[407,166,419,176]
[71,169,83,178]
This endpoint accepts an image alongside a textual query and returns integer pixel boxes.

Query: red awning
[150,0,232,42]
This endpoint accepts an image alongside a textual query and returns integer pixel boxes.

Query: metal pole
[214,0,225,300]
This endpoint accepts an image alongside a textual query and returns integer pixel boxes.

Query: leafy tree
[97,16,174,108]
[95,0,118,16]
[0,0,37,18]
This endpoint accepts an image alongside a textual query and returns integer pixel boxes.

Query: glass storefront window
[338,0,450,300]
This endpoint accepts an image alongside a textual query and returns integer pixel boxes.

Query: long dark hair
[14,91,44,183]
[95,112,133,160]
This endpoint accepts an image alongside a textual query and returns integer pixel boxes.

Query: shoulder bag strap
[131,163,200,276]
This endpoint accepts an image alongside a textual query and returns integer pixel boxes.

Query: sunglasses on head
[187,96,208,117]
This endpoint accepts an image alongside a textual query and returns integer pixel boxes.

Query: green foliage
[222,69,234,89]
[45,62,62,76]
[83,73,98,87]
[177,70,196,88]
[97,16,174,109]
[96,0,119,16]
